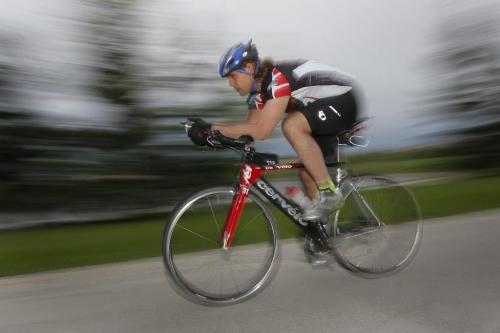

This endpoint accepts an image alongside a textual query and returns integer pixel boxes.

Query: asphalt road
[1,210,499,333]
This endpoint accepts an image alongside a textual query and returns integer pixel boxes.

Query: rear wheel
[162,185,280,305]
[332,176,422,278]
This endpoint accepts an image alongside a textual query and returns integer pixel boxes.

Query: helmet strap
[235,59,261,94]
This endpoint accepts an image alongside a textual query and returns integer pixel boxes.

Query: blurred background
[0,0,499,237]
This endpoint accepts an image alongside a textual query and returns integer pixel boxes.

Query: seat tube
[221,162,262,250]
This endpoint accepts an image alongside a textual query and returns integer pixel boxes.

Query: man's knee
[281,117,294,138]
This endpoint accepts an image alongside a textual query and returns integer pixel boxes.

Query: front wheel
[162,185,280,305]
[332,176,422,278]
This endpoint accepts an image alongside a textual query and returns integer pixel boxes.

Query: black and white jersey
[247,60,356,111]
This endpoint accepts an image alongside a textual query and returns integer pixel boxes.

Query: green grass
[271,152,462,177]
[0,219,165,276]
[410,175,500,219]
[0,206,302,277]
[349,156,461,174]
[1,175,499,277]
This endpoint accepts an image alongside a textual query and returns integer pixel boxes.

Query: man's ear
[244,62,255,75]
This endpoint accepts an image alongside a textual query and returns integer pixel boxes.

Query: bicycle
[162,119,422,305]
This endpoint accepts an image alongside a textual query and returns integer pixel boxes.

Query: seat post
[324,136,349,186]
[332,137,348,186]
[335,137,341,163]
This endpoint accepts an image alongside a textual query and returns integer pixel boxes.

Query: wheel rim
[333,176,422,276]
[164,187,278,303]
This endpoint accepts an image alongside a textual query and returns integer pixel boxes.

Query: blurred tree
[85,0,152,148]
[425,5,500,169]
[0,1,245,223]
[0,34,39,182]
[82,0,241,176]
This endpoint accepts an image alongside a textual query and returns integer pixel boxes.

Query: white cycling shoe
[302,190,344,221]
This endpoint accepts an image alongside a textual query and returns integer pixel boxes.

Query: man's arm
[246,108,260,124]
[211,96,289,140]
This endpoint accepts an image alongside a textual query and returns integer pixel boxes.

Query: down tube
[253,178,308,228]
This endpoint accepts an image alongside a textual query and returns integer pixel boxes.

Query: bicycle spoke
[333,176,421,276]
[163,187,278,304]
[175,224,219,247]
[207,196,221,235]
[232,209,265,242]
[229,261,242,295]
[230,255,265,283]
[219,259,225,297]
[173,256,219,272]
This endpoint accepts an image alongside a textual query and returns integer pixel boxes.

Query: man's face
[226,63,255,96]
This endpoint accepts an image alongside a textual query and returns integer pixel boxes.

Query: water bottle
[285,186,312,209]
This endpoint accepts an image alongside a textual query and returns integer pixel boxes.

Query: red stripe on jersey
[255,93,265,110]
[271,68,291,99]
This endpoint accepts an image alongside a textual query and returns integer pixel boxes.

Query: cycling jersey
[247,60,355,111]
[246,60,360,157]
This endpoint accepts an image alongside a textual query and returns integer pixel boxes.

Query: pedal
[305,220,331,252]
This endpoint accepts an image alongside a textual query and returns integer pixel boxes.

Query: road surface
[1,210,499,333]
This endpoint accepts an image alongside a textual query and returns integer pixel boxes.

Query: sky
[219,0,439,151]
[2,0,494,152]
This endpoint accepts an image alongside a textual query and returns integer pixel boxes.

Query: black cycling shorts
[300,91,359,158]
[300,91,359,137]
[313,136,338,159]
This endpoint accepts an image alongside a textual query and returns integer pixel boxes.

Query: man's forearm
[211,123,270,140]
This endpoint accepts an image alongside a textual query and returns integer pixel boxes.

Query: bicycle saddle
[337,117,371,147]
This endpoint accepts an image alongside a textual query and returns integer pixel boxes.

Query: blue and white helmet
[218,39,259,77]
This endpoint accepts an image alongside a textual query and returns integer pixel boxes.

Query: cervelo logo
[256,180,307,226]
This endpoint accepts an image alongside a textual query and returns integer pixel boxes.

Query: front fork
[221,163,262,250]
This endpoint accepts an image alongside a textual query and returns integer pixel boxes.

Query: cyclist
[188,39,362,221]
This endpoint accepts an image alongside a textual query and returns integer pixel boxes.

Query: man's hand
[187,118,211,146]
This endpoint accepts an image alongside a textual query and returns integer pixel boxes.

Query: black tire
[162,185,280,305]
[332,176,422,278]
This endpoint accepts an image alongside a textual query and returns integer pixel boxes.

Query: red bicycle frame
[221,161,304,250]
